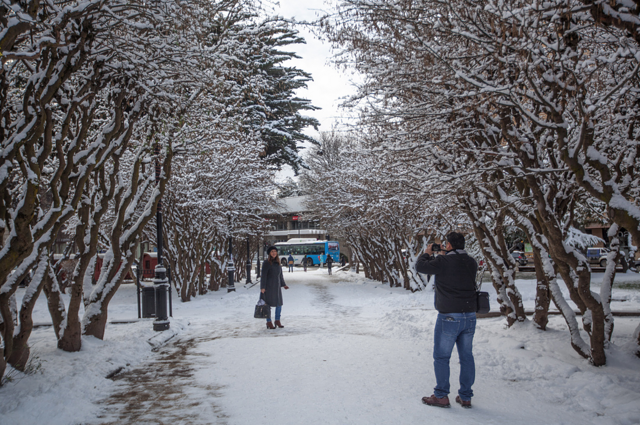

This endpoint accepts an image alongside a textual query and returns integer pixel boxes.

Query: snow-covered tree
[0,0,164,373]
[0,0,271,380]
[238,19,321,173]
[320,0,640,363]
[277,177,303,198]
[141,17,320,301]
[301,131,447,291]
[157,140,277,302]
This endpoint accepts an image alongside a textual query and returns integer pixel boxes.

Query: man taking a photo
[415,232,478,409]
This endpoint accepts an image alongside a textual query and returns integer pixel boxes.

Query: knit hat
[266,246,278,254]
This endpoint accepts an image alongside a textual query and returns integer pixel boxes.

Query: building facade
[263,196,328,246]
[261,195,352,264]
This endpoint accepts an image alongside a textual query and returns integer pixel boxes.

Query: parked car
[586,247,610,267]
[511,251,528,266]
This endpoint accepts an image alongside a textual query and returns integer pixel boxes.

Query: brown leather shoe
[266,321,275,329]
[455,396,471,408]
[274,320,284,328]
[422,395,450,408]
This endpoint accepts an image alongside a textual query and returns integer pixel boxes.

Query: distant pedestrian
[288,253,294,272]
[303,255,308,272]
[415,232,478,409]
[261,246,289,330]
[341,255,346,267]
[326,254,334,275]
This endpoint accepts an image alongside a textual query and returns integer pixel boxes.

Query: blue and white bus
[275,239,340,267]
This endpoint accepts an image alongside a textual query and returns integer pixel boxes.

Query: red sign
[292,215,299,221]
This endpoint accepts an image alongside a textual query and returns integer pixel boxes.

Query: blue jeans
[266,305,282,322]
[433,312,476,400]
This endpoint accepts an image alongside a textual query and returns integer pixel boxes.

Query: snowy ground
[1,268,640,425]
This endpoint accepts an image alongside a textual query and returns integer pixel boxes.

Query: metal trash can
[141,286,156,318]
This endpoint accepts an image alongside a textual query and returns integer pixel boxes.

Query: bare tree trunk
[209,263,218,291]
[7,251,64,362]
[83,257,135,339]
[634,322,640,358]
[0,293,16,370]
[57,263,84,352]
[523,221,592,359]
[553,260,587,313]
[494,220,526,322]
[178,255,191,302]
[539,213,605,365]
[220,255,228,288]
[0,346,5,384]
[54,262,86,352]
[469,220,518,326]
[43,270,65,340]
[84,144,171,339]
[358,243,375,280]
[209,260,222,292]
[486,262,516,323]
[0,259,33,369]
[551,239,606,365]
[233,237,247,281]
[198,264,206,295]
[462,195,526,325]
[600,225,621,343]
[531,246,550,330]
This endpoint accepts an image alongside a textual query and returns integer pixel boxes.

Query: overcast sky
[273,0,357,133]
[269,0,359,180]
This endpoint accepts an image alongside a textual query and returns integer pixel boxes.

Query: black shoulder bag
[454,250,490,314]
[254,292,270,319]
[476,266,490,314]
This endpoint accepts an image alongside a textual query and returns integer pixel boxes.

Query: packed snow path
[90,269,640,425]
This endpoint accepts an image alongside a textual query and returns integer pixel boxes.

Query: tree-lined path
[90,270,640,425]
[3,0,640,422]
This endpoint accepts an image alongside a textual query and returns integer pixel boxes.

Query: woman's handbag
[476,267,490,314]
[254,293,270,319]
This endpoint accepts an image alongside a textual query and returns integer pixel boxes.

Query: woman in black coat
[261,246,289,329]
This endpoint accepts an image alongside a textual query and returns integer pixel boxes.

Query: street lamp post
[227,217,235,292]
[153,142,170,331]
[256,238,261,279]
[246,237,252,284]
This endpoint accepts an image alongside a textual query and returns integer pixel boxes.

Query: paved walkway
[91,270,629,425]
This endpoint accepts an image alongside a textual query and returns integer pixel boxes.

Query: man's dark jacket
[415,250,478,313]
